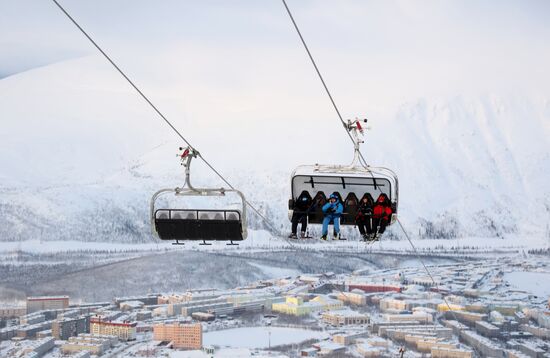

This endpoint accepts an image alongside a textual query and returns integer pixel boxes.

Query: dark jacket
[294,191,313,213]
[355,201,373,223]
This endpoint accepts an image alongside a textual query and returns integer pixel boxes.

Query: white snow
[203,327,328,349]
[0,232,544,255]
[170,348,288,358]
[1,2,549,245]
[503,271,550,297]
[248,262,301,278]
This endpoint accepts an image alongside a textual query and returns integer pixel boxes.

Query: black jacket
[355,202,373,222]
[294,192,313,212]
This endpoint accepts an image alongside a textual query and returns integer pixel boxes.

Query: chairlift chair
[289,119,398,228]
[151,147,247,245]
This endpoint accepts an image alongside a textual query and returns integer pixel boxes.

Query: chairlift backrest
[331,192,343,203]
[360,193,375,205]
[292,174,393,205]
[185,212,197,220]
[342,192,359,224]
[375,193,391,205]
[172,211,186,219]
[344,192,359,206]
[312,191,327,205]
[156,211,169,219]
[227,213,239,221]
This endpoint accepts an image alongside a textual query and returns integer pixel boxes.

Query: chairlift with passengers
[150,147,247,245]
[288,119,398,229]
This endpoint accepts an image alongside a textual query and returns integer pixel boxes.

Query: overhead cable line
[50,0,285,240]
[53,0,403,307]
[280,1,478,334]
[281,0,368,167]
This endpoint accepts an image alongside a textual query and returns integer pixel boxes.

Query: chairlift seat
[155,209,244,241]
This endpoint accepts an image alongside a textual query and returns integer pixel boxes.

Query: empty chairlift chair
[151,147,247,245]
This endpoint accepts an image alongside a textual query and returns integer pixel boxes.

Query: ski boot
[288,233,298,240]
[320,235,328,241]
[300,231,307,239]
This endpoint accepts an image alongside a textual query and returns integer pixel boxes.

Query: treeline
[527,248,550,256]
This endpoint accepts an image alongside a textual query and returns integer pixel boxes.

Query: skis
[362,231,381,245]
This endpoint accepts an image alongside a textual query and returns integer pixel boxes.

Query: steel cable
[51,0,289,242]
[280,1,479,340]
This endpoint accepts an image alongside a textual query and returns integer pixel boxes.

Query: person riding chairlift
[289,190,313,239]
[373,193,393,239]
[321,192,344,241]
[355,194,374,241]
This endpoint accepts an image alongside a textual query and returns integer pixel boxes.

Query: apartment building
[346,283,402,294]
[0,306,26,318]
[90,317,137,341]
[26,296,69,314]
[18,337,55,358]
[61,335,113,356]
[445,311,487,325]
[357,343,385,358]
[475,320,500,338]
[322,310,369,326]
[153,322,202,349]
[332,331,368,345]
[20,313,46,325]
[337,291,367,306]
[52,316,89,340]
[431,347,473,358]
[383,311,433,324]
[272,295,343,316]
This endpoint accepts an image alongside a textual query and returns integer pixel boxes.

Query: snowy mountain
[1,1,549,244]
[1,55,548,244]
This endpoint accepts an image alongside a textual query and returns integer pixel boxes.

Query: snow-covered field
[169,348,287,358]
[0,239,169,254]
[203,327,328,349]
[0,232,544,256]
[503,271,550,298]
[248,262,301,279]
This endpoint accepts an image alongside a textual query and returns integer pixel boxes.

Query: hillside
[1,56,549,243]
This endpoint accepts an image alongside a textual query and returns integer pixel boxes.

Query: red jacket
[373,203,392,219]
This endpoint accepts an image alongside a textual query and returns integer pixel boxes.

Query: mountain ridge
[1,56,549,243]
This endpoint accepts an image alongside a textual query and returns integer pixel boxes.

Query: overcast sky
[1,0,549,182]
[2,0,549,94]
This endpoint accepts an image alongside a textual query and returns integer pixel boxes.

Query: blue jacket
[322,200,344,217]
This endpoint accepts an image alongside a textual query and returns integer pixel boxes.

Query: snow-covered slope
[1,54,548,243]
